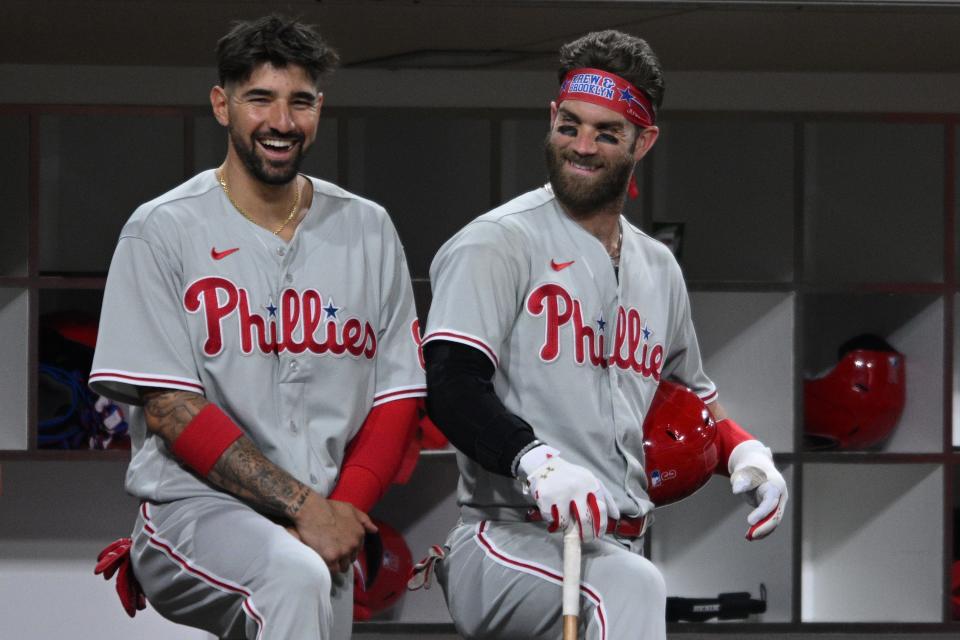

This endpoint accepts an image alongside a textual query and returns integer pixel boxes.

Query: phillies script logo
[525,283,664,379]
[183,277,376,358]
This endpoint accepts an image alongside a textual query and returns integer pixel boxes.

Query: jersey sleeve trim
[89,369,205,394]
[422,330,499,368]
[700,389,719,404]
[373,384,428,407]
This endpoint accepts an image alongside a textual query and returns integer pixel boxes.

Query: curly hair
[557,30,664,116]
[216,14,340,89]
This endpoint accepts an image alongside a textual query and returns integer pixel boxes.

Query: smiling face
[212,62,322,185]
[544,99,658,216]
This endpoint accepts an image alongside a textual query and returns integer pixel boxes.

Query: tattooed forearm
[209,437,312,519]
[141,389,208,446]
[139,387,314,519]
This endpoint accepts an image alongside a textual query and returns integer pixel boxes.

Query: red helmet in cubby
[642,380,719,506]
[803,334,906,450]
[42,311,98,349]
[353,519,413,621]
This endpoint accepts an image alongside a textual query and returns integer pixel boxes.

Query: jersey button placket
[608,367,622,389]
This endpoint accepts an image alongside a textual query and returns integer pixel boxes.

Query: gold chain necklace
[217,170,303,235]
[609,226,623,266]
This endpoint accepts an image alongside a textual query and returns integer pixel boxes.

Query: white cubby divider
[0,289,29,450]
[886,297,944,453]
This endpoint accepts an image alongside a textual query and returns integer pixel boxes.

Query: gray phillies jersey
[90,170,426,503]
[424,185,716,519]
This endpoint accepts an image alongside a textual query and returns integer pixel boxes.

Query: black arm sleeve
[424,340,538,477]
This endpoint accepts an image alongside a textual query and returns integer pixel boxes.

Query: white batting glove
[727,440,788,541]
[518,445,620,542]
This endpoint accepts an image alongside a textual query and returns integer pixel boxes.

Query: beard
[228,125,307,186]
[544,134,636,215]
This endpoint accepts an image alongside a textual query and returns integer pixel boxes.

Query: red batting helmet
[642,380,718,506]
[804,334,906,451]
[353,519,413,621]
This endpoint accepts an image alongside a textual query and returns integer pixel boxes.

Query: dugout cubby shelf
[344,113,496,279]
[802,293,943,454]
[801,462,944,622]
[650,465,796,623]
[1,115,30,278]
[650,118,796,283]
[689,291,795,453]
[803,121,945,285]
[500,118,556,202]
[38,113,186,276]
[2,103,960,636]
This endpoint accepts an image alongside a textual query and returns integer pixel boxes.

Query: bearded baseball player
[422,30,788,639]
[88,15,425,639]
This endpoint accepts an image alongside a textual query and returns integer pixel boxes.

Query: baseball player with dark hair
[89,14,425,639]
[423,30,788,639]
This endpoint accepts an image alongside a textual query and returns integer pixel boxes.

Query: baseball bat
[562,527,581,640]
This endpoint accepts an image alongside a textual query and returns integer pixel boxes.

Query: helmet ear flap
[642,380,718,506]
[353,520,413,620]
[363,530,384,586]
[804,335,906,451]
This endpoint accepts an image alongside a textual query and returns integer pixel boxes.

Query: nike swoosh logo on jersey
[211,247,240,261]
[550,259,575,271]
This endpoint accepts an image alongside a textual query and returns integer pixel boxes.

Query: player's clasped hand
[727,440,788,541]
[519,445,620,542]
[292,492,378,573]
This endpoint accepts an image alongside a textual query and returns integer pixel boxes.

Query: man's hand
[519,445,620,542]
[141,387,377,568]
[292,492,377,573]
[727,440,788,541]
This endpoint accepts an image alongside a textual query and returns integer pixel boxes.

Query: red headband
[557,68,655,128]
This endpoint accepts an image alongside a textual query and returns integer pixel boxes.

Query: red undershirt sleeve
[713,417,756,477]
[329,397,419,512]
